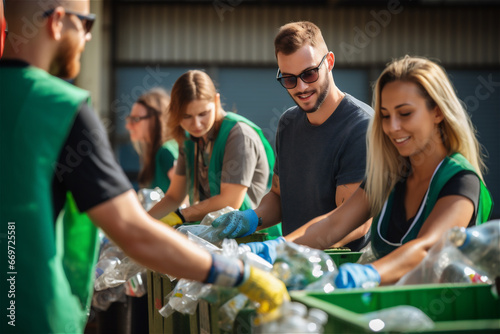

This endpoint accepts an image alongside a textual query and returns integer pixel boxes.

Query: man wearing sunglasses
[0,1,288,333]
[213,21,373,252]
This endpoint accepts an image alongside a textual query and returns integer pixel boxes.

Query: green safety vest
[0,65,99,333]
[184,112,282,237]
[371,153,493,259]
[152,139,178,192]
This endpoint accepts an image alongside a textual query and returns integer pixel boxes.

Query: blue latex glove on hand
[212,209,259,239]
[335,263,381,289]
[242,237,286,264]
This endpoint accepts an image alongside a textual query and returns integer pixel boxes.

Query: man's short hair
[274,21,328,56]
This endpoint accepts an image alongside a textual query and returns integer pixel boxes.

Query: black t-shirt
[51,102,132,217]
[275,94,373,251]
[380,171,480,243]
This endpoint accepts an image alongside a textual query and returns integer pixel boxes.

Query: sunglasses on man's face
[276,53,329,89]
[43,8,95,34]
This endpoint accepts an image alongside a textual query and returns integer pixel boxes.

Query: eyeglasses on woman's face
[125,115,152,124]
[276,53,329,89]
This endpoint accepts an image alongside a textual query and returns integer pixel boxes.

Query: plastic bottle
[137,187,164,211]
[92,285,126,311]
[448,220,500,277]
[439,262,491,284]
[255,302,308,333]
[218,294,249,332]
[124,272,147,297]
[271,242,336,291]
[200,206,235,226]
[305,308,328,333]
[95,256,121,280]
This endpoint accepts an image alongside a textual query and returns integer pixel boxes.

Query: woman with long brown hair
[148,70,281,238]
[126,87,178,191]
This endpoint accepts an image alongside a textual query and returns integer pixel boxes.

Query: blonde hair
[167,70,224,145]
[366,55,486,215]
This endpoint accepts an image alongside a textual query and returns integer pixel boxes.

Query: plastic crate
[290,283,500,334]
[323,249,362,267]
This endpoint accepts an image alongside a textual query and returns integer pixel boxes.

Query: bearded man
[0,2,288,333]
[213,21,373,251]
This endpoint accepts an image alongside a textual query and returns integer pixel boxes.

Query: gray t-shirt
[275,93,373,250]
[176,122,269,208]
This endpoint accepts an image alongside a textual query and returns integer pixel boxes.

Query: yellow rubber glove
[238,266,290,322]
[160,211,183,227]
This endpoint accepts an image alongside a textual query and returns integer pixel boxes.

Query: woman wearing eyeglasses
[126,88,178,192]
[148,70,282,238]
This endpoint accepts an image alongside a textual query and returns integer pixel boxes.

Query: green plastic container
[323,249,362,267]
[290,283,500,333]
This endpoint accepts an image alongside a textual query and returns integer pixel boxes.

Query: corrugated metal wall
[115,4,499,66]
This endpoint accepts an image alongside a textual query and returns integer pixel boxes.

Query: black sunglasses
[276,53,329,89]
[43,8,95,34]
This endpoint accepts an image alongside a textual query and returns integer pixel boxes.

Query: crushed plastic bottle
[218,293,249,332]
[271,242,337,291]
[360,305,434,332]
[137,187,164,211]
[94,256,121,289]
[439,262,491,284]
[92,285,126,311]
[200,206,235,226]
[176,207,238,246]
[448,220,500,277]
[95,256,146,291]
[256,302,328,334]
[305,308,328,333]
[124,272,148,297]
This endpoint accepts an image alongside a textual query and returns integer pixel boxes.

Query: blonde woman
[244,56,493,287]
[126,88,178,191]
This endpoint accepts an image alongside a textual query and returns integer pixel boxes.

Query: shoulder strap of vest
[424,153,492,224]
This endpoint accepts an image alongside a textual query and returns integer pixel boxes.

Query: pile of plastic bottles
[255,302,328,334]
[398,220,500,285]
[92,187,164,311]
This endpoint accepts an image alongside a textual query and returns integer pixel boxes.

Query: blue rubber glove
[242,237,286,264]
[335,263,381,289]
[212,209,259,239]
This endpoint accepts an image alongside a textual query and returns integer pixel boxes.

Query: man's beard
[292,76,330,114]
[49,33,82,80]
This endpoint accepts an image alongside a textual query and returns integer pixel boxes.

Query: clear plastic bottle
[92,285,126,311]
[271,242,336,291]
[448,220,500,276]
[275,302,309,333]
[439,262,491,284]
[124,272,147,297]
[305,308,328,333]
[95,256,121,280]
[137,187,164,211]
[218,293,249,332]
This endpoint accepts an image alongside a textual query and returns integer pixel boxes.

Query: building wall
[114,3,499,66]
